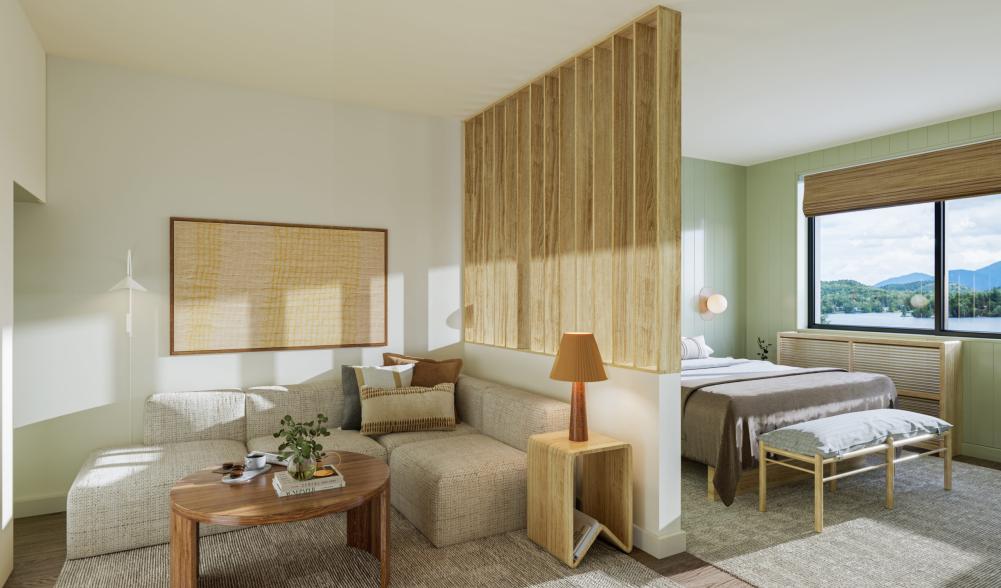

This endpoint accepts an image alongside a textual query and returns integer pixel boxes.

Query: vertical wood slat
[461,6,681,373]
[574,56,594,335]
[463,117,481,343]
[592,47,613,360]
[558,66,576,340]
[529,84,546,353]
[543,75,561,355]
[656,9,682,372]
[611,35,634,367]
[632,22,658,370]
[481,108,496,346]
[505,96,520,349]
[517,90,532,350]
[493,103,507,348]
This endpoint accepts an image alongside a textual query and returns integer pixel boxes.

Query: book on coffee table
[272,465,345,497]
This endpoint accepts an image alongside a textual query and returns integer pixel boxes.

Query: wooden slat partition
[462,6,682,372]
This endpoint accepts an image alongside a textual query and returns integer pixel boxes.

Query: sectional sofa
[65,374,570,559]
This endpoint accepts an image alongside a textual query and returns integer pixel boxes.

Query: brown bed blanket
[682,369,896,505]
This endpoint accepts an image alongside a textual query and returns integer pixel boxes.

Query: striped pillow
[359,383,456,436]
[680,335,714,360]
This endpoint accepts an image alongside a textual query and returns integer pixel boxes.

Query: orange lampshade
[550,332,607,382]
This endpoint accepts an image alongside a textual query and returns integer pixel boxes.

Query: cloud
[818,195,1001,285]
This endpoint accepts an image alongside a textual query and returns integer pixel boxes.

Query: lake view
[824,312,1001,333]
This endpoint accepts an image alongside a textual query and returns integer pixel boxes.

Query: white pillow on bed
[680,335,714,360]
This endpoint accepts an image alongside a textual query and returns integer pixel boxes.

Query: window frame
[807,200,1000,339]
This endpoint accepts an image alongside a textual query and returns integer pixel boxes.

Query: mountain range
[873,261,1001,292]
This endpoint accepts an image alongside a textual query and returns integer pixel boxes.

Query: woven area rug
[57,508,680,587]
[683,456,1001,588]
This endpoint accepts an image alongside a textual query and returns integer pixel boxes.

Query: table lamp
[550,332,607,442]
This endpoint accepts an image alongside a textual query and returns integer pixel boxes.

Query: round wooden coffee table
[169,451,390,588]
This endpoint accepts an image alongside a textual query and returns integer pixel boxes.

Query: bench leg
[885,438,895,510]
[813,453,824,532]
[759,440,767,512]
[945,430,953,491]
[829,461,837,493]
[707,467,717,502]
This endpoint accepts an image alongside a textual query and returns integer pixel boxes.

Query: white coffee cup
[244,452,266,470]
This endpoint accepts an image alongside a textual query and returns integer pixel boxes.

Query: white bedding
[680,357,796,380]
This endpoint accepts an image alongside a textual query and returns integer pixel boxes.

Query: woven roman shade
[803,138,1001,216]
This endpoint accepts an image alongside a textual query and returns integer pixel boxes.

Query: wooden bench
[757,409,953,532]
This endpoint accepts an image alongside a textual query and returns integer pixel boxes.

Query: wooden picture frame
[170,217,387,355]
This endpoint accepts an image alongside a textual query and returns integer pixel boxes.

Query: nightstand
[527,430,633,567]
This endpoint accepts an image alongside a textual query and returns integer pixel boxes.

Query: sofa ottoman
[390,434,528,547]
[66,440,247,559]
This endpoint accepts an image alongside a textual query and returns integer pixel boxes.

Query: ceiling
[20,0,1001,165]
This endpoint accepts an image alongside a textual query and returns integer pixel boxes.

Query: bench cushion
[66,440,247,559]
[760,408,952,458]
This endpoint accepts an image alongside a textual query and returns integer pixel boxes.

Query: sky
[817,194,1001,285]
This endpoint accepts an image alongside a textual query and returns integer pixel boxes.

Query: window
[809,194,1001,337]
[945,194,1001,333]
[813,203,935,330]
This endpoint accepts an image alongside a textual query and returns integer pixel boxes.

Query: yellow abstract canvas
[171,218,387,354]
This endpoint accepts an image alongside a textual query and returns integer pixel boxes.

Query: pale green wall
[681,158,746,358]
[746,108,1001,461]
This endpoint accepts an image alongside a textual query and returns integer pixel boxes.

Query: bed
[681,357,896,505]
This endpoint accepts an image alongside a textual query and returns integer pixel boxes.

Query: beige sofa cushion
[143,389,246,444]
[390,434,527,547]
[245,380,342,440]
[479,381,570,452]
[375,422,477,457]
[246,429,387,462]
[66,440,247,559]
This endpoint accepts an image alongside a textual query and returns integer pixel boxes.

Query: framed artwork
[170,217,387,354]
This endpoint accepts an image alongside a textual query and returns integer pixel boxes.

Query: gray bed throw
[682,369,896,505]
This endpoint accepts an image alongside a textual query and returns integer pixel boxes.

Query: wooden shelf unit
[527,431,632,567]
[777,331,962,455]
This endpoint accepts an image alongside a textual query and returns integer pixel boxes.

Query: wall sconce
[699,287,728,321]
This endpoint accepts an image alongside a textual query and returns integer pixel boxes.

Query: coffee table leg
[170,511,199,588]
[378,481,390,588]
[347,482,390,587]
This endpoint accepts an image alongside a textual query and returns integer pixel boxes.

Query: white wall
[0,0,47,579]
[462,344,685,558]
[13,57,461,515]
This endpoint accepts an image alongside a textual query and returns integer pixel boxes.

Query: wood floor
[3,510,743,588]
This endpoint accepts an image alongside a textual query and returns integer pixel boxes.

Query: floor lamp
[110,250,146,443]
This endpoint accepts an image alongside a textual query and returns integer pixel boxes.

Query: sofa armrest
[143,390,246,445]
[474,378,570,452]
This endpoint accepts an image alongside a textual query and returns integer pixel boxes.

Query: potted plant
[273,414,330,481]
[756,337,774,361]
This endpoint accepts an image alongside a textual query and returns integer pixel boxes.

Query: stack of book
[272,465,345,497]
[572,510,602,562]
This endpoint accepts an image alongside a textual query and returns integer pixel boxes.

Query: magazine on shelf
[572,509,602,561]
[272,464,345,497]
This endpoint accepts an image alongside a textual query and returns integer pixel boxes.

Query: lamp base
[569,381,588,442]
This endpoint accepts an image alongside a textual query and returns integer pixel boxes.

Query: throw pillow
[382,353,463,387]
[680,335,714,360]
[340,364,414,430]
[359,383,457,436]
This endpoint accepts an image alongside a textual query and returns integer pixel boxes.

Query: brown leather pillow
[382,353,463,387]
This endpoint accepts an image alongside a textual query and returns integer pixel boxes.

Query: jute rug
[56,508,681,587]
[683,456,1001,588]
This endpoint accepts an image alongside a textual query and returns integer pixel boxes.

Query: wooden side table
[527,430,632,567]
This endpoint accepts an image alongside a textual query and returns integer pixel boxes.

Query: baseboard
[632,524,686,559]
[960,443,1001,464]
[14,492,66,518]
